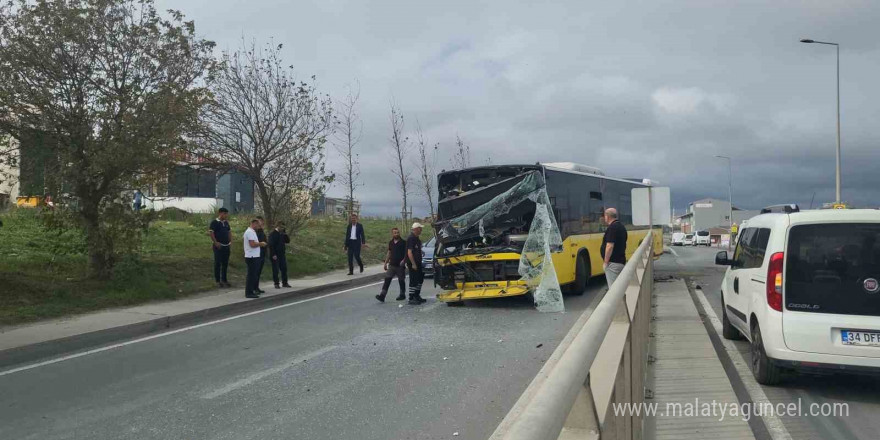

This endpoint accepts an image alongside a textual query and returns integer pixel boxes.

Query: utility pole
[800,38,842,203]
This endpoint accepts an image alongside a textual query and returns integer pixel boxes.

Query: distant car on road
[422,236,436,277]
[683,234,695,246]
[695,230,711,246]
[715,206,880,385]
[671,232,686,246]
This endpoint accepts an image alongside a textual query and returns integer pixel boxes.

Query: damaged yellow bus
[433,162,663,305]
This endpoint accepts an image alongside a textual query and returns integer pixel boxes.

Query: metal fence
[493,231,655,440]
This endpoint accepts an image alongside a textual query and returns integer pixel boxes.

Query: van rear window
[697,231,709,236]
[785,224,880,316]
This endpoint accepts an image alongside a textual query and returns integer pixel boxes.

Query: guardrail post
[560,373,601,440]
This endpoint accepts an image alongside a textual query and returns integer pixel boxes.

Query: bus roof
[438,163,653,187]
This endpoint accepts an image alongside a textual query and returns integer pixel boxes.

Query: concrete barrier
[492,231,654,440]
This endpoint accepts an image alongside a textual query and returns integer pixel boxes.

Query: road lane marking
[0,282,382,378]
[692,285,793,440]
[201,346,337,399]
[668,247,679,257]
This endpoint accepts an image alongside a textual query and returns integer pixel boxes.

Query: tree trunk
[81,199,111,279]
[255,181,274,228]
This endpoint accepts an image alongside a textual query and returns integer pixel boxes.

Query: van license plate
[841,330,880,346]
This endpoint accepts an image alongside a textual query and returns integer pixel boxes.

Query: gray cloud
[160,0,880,215]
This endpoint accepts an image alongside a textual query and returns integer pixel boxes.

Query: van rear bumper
[766,346,880,370]
[772,358,880,375]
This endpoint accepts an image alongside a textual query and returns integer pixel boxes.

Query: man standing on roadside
[255,216,268,294]
[375,227,407,303]
[208,207,232,288]
[344,213,366,275]
[268,221,292,289]
[243,219,267,298]
[406,222,427,305]
[601,208,628,289]
[133,190,143,211]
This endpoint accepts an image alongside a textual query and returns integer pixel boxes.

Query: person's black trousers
[256,255,266,290]
[245,257,261,296]
[213,245,230,283]
[272,254,288,286]
[380,265,406,296]
[347,240,363,273]
[408,266,424,299]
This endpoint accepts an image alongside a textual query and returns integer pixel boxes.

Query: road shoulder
[0,265,384,370]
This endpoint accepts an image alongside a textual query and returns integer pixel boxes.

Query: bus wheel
[571,253,589,296]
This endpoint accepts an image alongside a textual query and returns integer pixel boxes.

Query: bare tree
[388,102,411,222]
[451,134,472,169]
[414,121,439,220]
[0,0,214,278]
[333,82,362,216]
[195,40,334,231]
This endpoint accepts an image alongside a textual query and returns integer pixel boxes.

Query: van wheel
[570,253,589,296]
[721,298,742,340]
[750,323,782,385]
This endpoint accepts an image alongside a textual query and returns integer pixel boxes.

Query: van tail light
[767,252,784,312]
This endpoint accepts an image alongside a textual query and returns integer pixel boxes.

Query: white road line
[201,346,337,399]
[693,286,793,440]
[668,247,679,257]
[0,282,383,378]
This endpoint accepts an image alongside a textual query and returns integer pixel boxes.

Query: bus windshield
[435,165,543,257]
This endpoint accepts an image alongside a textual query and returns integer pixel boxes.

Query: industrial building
[677,198,759,234]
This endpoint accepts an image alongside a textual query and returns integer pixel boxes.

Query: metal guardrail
[494,231,655,440]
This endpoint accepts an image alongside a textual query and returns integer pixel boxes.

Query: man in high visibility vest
[731,223,738,243]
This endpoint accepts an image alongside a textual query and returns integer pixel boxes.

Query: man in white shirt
[243,219,267,298]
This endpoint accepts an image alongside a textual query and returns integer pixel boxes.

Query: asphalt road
[658,245,880,440]
[0,277,605,440]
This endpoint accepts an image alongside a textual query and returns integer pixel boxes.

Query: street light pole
[715,155,732,250]
[800,38,841,204]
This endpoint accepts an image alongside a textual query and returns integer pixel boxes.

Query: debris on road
[536,343,543,348]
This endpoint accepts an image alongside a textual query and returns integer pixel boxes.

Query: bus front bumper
[435,283,531,303]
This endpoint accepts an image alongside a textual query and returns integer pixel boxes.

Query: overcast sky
[160,0,880,216]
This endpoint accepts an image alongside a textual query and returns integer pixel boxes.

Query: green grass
[0,209,431,326]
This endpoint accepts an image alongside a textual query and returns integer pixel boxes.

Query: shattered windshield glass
[435,170,564,312]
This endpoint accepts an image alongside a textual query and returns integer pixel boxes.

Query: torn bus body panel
[433,169,564,312]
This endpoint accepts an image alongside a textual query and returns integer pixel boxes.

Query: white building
[677,198,760,234]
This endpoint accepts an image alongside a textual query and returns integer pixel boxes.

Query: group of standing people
[206,205,625,302]
[208,207,291,298]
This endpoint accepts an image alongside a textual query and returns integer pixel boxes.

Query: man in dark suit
[268,221,292,289]
[254,216,268,294]
[344,213,366,275]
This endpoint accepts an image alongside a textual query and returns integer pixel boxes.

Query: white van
[683,234,694,246]
[671,232,686,246]
[715,206,880,384]
[695,230,711,246]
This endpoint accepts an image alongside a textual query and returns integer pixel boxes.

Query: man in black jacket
[375,227,407,302]
[406,222,427,305]
[208,207,232,288]
[268,221,292,289]
[254,216,268,294]
[343,213,366,275]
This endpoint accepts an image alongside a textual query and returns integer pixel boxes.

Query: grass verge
[0,209,430,326]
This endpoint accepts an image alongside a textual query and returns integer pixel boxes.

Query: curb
[0,273,385,371]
